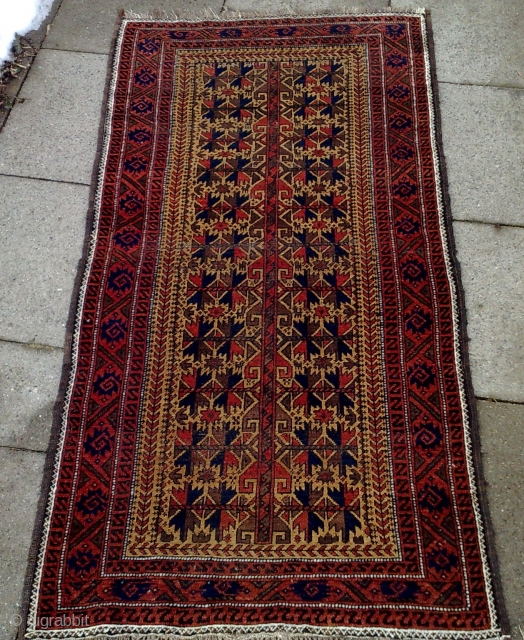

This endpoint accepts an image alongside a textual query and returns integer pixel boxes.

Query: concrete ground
[0,0,522,638]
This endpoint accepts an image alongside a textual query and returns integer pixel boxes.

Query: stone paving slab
[43,0,225,55]
[390,0,524,89]
[0,0,62,132]
[453,221,524,403]
[0,175,89,347]
[225,0,388,15]
[0,448,45,640]
[0,341,62,452]
[477,400,524,637]
[0,49,107,185]
[440,84,524,227]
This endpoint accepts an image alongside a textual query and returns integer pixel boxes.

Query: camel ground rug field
[22,10,509,640]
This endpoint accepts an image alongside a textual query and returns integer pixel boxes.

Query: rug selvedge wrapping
[25,12,507,639]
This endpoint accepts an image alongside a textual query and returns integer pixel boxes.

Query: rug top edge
[122,8,427,24]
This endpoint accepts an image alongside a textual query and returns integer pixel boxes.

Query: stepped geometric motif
[127,47,398,560]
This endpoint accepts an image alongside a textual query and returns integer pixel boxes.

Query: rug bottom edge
[23,627,511,640]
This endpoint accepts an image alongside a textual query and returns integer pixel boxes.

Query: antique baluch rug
[23,10,508,640]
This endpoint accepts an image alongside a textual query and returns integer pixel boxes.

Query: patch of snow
[0,0,54,64]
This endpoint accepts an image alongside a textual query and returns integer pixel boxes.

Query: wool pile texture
[23,12,507,640]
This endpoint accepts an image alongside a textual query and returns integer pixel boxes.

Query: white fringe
[24,625,510,640]
[122,7,426,22]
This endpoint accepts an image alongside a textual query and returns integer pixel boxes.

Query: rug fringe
[24,630,511,640]
[122,7,426,22]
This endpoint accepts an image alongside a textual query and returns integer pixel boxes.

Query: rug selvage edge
[17,11,132,640]
[421,9,511,639]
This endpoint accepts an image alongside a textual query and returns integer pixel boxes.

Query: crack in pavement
[0,337,63,352]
